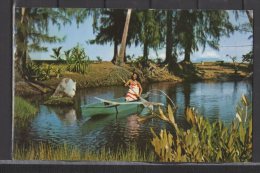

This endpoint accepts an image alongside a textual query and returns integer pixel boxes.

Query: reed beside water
[14,142,157,161]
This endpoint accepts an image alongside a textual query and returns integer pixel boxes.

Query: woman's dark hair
[131,72,140,81]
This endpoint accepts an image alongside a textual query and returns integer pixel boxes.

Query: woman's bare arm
[125,80,131,87]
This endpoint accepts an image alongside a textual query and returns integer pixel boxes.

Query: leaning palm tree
[117,9,132,66]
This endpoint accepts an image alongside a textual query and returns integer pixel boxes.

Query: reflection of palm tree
[183,83,191,117]
[165,84,177,106]
[74,93,83,119]
[183,83,191,108]
[232,81,238,104]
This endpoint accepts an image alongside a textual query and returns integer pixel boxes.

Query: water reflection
[124,115,141,140]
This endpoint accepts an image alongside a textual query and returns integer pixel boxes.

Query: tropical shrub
[53,66,63,79]
[51,46,64,62]
[149,95,252,162]
[66,45,90,74]
[25,62,52,81]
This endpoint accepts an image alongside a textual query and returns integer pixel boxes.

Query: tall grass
[14,96,38,127]
[14,96,37,120]
[14,142,156,161]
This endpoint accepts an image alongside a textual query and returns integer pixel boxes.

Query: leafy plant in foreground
[149,95,252,162]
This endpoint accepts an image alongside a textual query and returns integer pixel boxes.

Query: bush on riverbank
[149,95,252,162]
[14,142,156,161]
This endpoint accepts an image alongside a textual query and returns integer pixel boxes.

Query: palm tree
[51,46,63,62]
[117,9,132,65]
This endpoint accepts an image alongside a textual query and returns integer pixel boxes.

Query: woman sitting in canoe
[125,72,143,102]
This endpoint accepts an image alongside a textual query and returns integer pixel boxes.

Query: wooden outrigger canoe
[81,94,164,117]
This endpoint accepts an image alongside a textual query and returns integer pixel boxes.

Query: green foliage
[25,62,52,81]
[226,54,244,74]
[51,46,64,62]
[242,51,253,71]
[66,45,90,74]
[174,10,235,62]
[96,56,102,63]
[242,51,253,63]
[14,96,38,128]
[15,96,37,120]
[150,96,252,162]
[89,9,126,62]
[131,56,146,67]
[125,55,133,62]
[133,10,161,63]
[52,66,63,79]
[15,8,70,77]
[14,142,156,161]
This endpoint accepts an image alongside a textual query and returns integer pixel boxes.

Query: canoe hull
[81,98,144,117]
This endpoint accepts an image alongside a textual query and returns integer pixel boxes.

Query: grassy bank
[14,96,37,121]
[15,62,179,96]
[195,62,249,80]
[14,96,38,129]
[14,142,156,161]
[15,61,250,97]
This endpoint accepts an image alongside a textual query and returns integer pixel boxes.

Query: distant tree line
[15,8,253,79]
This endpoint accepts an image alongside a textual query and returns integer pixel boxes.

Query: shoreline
[15,62,250,97]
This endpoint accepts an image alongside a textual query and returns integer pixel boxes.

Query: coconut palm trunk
[117,9,132,66]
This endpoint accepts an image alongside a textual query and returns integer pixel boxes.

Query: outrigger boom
[94,97,164,106]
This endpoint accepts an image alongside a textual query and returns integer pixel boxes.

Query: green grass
[14,96,38,127]
[14,142,157,161]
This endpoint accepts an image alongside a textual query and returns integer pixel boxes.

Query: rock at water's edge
[44,97,74,106]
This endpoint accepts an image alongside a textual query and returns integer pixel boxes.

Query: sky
[29,10,253,62]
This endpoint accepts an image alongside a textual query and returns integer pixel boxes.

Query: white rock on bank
[52,78,76,98]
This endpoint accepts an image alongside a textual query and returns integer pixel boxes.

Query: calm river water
[15,80,252,152]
